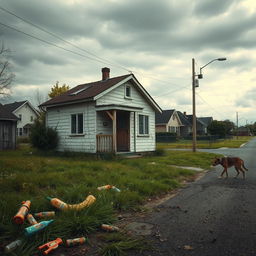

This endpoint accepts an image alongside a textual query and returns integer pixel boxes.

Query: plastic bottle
[13,200,31,224]
[27,213,38,225]
[34,211,55,218]
[38,238,63,255]
[112,186,121,192]
[67,195,96,210]
[5,239,22,253]
[97,185,112,190]
[47,197,68,210]
[24,220,54,236]
[66,237,86,247]
[101,224,120,232]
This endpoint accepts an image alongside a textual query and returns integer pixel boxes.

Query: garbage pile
[4,184,121,255]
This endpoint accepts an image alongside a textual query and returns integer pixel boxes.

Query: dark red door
[117,111,130,152]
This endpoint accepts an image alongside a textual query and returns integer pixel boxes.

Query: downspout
[134,112,136,152]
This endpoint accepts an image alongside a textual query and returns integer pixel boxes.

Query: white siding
[97,81,156,152]
[46,102,97,153]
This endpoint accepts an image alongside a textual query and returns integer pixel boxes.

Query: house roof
[155,109,175,124]
[4,100,27,113]
[0,103,19,121]
[186,114,206,126]
[177,111,191,126]
[40,73,162,113]
[198,117,213,126]
[41,74,131,107]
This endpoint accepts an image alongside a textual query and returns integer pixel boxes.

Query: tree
[48,81,69,98]
[223,120,235,135]
[0,43,15,95]
[208,120,226,137]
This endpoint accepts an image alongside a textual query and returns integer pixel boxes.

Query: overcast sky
[0,0,256,125]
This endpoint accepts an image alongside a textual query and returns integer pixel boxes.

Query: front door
[117,111,130,152]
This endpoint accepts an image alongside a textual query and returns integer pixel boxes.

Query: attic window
[125,85,132,98]
[69,85,92,96]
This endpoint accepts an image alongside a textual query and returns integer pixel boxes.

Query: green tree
[48,81,69,98]
[223,120,235,135]
[208,120,226,137]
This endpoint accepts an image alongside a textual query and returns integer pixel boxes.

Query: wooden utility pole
[192,58,197,152]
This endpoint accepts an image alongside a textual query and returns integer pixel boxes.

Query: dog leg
[240,168,245,179]
[234,167,240,178]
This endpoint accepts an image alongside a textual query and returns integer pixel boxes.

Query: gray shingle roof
[0,103,19,121]
[4,100,27,112]
[177,111,191,126]
[155,109,175,124]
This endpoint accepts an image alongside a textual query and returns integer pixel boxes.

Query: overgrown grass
[0,145,217,255]
[157,136,253,149]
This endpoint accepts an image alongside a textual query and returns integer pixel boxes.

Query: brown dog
[212,157,248,179]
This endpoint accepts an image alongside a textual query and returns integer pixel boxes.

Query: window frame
[138,114,149,136]
[70,113,84,135]
[124,85,132,99]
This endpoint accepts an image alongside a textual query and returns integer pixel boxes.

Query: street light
[192,57,227,152]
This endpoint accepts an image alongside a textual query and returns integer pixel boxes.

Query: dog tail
[242,162,248,171]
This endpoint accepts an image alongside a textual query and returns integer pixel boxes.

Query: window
[19,114,22,121]
[125,85,131,98]
[30,116,33,122]
[19,128,23,136]
[71,114,84,134]
[138,115,149,135]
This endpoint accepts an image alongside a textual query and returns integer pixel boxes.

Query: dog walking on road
[212,156,248,179]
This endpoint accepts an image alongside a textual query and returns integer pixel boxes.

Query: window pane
[71,115,76,134]
[78,114,83,134]
[139,115,144,134]
[145,116,149,134]
[126,86,131,97]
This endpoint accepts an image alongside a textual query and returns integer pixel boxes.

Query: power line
[0,5,189,88]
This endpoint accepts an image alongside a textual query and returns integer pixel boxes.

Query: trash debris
[13,200,31,224]
[47,195,96,211]
[184,245,193,250]
[24,220,54,236]
[5,239,22,253]
[27,213,38,225]
[101,224,120,232]
[34,211,55,218]
[66,237,86,247]
[97,185,121,192]
[38,238,63,255]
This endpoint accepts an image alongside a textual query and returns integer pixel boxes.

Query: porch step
[119,153,143,159]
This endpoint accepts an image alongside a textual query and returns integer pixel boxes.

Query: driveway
[128,138,256,256]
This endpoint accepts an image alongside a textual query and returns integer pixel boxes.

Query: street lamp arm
[199,57,227,77]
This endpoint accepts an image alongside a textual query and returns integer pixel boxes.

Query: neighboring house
[155,109,182,135]
[177,111,192,136]
[0,103,19,150]
[236,126,251,136]
[40,67,162,153]
[185,114,209,135]
[4,100,39,137]
[198,117,213,134]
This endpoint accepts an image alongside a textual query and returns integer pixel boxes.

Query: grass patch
[0,146,217,255]
[157,136,253,149]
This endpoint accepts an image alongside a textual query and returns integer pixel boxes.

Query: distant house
[177,111,192,136]
[0,103,19,150]
[40,68,162,153]
[155,109,182,135]
[4,100,39,137]
[198,117,213,134]
[236,126,251,136]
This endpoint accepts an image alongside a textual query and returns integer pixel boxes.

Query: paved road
[130,138,256,256]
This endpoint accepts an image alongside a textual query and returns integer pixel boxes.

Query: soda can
[66,237,86,247]
[34,211,55,218]
[5,239,22,253]
[101,224,120,232]
[27,214,38,225]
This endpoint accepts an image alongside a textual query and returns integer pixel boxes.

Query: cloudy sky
[0,0,256,125]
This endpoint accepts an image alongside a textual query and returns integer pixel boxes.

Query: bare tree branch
[0,43,15,95]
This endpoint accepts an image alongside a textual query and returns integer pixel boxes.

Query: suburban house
[198,117,213,134]
[155,109,182,135]
[40,68,162,154]
[0,103,19,150]
[177,111,192,136]
[4,100,39,137]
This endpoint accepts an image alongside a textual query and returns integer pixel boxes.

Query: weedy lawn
[157,136,252,149]
[0,145,217,256]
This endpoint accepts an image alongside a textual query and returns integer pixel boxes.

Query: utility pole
[192,58,196,152]
[236,112,238,140]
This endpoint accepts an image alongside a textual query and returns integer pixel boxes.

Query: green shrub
[30,120,59,150]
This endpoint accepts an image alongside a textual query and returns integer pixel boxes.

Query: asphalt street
[129,138,256,256]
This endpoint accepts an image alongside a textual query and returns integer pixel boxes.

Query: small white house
[4,100,39,137]
[155,109,182,135]
[40,68,162,154]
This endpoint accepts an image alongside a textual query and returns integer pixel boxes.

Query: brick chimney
[183,112,186,116]
[102,67,110,80]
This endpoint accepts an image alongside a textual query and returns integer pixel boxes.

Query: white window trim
[70,113,85,136]
[138,114,149,136]
[124,84,132,99]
